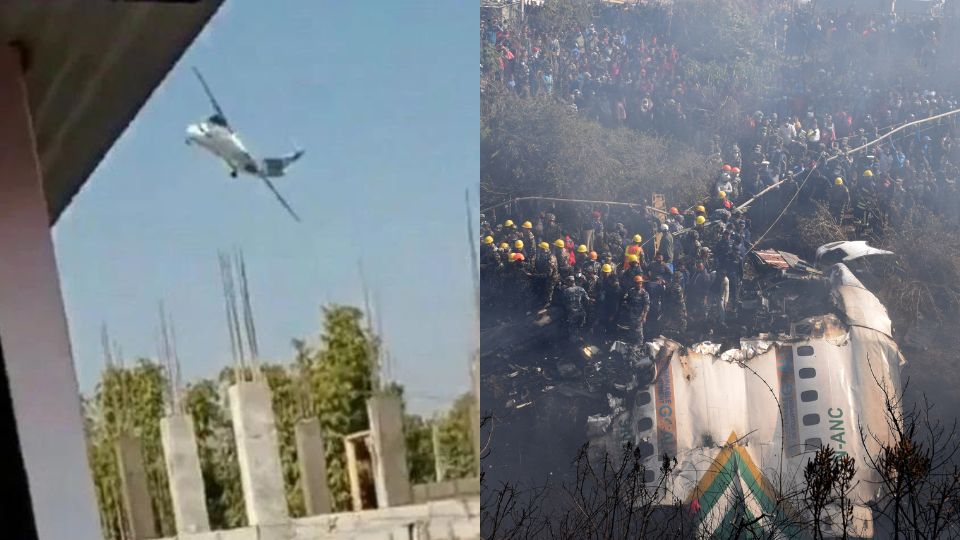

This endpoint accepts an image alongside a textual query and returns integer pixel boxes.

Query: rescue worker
[598,263,621,336]
[532,241,559,308]
[666,207,684,232]
[681,229,702,263]
[649,252,674,282]
[553,239,572,279]
[502,219,519,245]
[687,261,711,321]
[543,213,561,242]
[574,244,591,270]
[520,220,536,247]
[480,235,496,263]
[503,252,532,315]
[722,238,743,312]
[645,275,665,339]
[586,211,604,251]
[661,271,687,340]
[514,239,527,260]
[829,177,850,218]
[498,243,512,265]
[622,253,644,284]
[657,223,674,263]
[581,265,600,333]
[708,269,730,326]
[623,234,645,270]
[587,251,601,275]
[561,275,590,343]
[620,274,650,345]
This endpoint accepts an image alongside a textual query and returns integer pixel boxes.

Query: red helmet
[731,167,740,174]
[722,164,732,172]
[589,251,598,260]
[669,207,679,215]
[511,253,525,262]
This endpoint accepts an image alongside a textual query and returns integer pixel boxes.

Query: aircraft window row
[638,392,651,406]
[644,470,656,484]
[638,417,654,431]
[801,390,818,402]
[798,367,816,379]
[797,345,815,356]
[805,437,822,451]
[803,413,821,426]
[638,441,655,459]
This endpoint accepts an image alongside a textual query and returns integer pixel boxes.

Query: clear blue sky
[52,1,478,415]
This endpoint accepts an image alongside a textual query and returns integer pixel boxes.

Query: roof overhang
[0,0,225,224]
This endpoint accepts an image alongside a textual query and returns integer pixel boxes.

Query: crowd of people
[480,192,750,345]
[480,1,960,346]
[481,1,960,229]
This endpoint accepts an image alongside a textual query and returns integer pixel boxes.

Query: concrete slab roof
[0,0,225,224]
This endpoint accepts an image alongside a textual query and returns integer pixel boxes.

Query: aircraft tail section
[261,149,305,177]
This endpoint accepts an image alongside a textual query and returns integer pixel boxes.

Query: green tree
[85,360,175,538]
[183,377,246,529]
[297,305,378,510]
[437,392,477,480]
[260,363,306,517]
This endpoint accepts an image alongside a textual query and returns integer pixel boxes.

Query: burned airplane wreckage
[481,242,903,537]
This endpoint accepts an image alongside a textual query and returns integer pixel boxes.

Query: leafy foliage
[84,303,476,534]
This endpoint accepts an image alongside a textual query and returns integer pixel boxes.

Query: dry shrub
[794,202,847,259]
[878,211,960,325]
[481,90,711,209]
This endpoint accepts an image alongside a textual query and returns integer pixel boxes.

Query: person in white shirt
[779,119,796,141]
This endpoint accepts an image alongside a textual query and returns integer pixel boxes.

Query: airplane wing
[258,173,302,222]
[192,67,233,132]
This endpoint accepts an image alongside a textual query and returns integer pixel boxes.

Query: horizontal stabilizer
[261,149,305,177]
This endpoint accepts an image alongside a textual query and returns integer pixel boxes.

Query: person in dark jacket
[598,263,621,337]
[620,274,650,345]
[561,276,591,343]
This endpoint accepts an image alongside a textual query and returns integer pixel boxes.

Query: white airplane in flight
[185,67,304,222]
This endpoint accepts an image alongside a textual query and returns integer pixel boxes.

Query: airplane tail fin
[261,149,305,177]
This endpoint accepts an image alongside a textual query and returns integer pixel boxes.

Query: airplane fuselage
[186,121,259,176]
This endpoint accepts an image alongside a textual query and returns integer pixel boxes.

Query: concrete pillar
[115,434,158,539]
[367,394,412,507]
[160,414,210,533]
[0,46,103,540]
[295,418,332,515]
[229,380,289,525]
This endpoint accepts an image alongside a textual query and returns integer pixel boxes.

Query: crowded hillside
[481,0,960,373]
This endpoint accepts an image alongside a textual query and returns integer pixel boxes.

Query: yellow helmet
[834,177,844,186]
[632,234,642,243]
[863,169,873,177]
[499,242,509,250]
[576,244,588,253]
[521,220,533,229]
[626,254,639,263]
[554,239,566,248]
[484,236,494,244]
[718,191,727,199]
[514,240,524,249]
[601,263,613,273]
[695,215,706,225]
[504,219,515,228]
[539,241,550,250]
[695,205,706,213]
